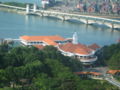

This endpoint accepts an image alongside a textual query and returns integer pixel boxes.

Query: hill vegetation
[98,43,120,69]
[2,2,30,8]
[0,43,119,90]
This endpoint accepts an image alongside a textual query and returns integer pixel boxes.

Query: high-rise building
[41,0,49,8]
[41,0,56,8]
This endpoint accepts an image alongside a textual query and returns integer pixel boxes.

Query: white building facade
[58,32,99,65]
[20,33,100,65]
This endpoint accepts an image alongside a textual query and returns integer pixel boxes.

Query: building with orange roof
[107,70,120,75]
[75,71,101,76]
[88,43,101,51]
[117,38,120,43]
[57,32,98,65]
[20,33,100,65]
[75,71,89,75]
[75,71,102,79]
[20,35,69,46]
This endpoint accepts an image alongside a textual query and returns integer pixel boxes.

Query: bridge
[0,3,120,29]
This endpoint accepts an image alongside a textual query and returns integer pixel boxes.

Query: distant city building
[87,5,95,13]
[75,0,120,14]
[49,0,56,5]
[41,0,49,8]
[76,2,84,12]
[41,0,56,8]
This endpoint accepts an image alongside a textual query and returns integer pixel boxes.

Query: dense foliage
[0,44,118,90]
[2,2,28,8]
[114,76,120,82]
[98,43,120,69]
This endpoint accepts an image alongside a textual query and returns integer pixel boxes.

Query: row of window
[28,42,43,44]
[55,40,70,44]
[62,51,95,58]
[78,55,95,59]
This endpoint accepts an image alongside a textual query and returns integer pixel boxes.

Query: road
[105,76,120,88]
[84,67,120,89]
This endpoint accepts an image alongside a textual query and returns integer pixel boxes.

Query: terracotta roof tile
[90,72,101,76]
[20,35,65,41]
[88,43,100,50]
[59,43,93,55]
[107,70,120,75]
[75,72,101,76]
[75,72,89,75]
[43,39,58,46]
[20,35,65,46]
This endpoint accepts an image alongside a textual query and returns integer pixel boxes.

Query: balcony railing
[80,56,97,63]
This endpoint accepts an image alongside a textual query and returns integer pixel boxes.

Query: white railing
[36,10,120,24]
[80,56,97,63]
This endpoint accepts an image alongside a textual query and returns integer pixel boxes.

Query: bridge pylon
[26,4,30,14]
[33,4,37,12]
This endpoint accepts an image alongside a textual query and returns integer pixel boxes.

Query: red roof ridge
[107,70,120,75]
[43,38,58,46]
[20,35,65,41]
[75,71,101,76]
[88,43,100,50]
[59,42,94,55]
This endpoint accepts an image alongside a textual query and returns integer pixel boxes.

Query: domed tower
[72,32,78,44]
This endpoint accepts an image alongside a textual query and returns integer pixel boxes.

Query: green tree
[0,69,8,87]
[108,51,120,69]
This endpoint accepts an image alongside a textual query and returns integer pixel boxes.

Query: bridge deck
[0,4,120,29]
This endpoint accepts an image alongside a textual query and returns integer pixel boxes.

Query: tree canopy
[98,43,120,69]
[0,44,118,90]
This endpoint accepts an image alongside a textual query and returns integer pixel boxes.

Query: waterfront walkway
[105,76,120,88]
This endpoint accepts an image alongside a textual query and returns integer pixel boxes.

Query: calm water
[0,11,120,46]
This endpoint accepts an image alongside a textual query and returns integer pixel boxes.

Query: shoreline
[0,5,120,20]
[0,7,26,15]
[0,6,119,46]
[0,2,120,20]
